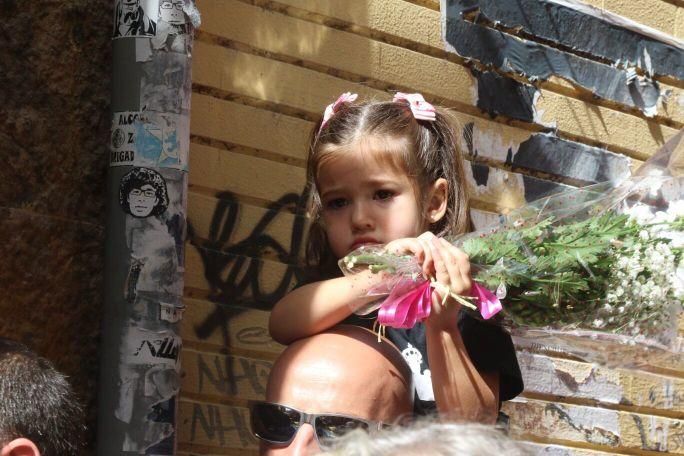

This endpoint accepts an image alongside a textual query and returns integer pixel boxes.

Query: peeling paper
[117,327,181,454]
[568,407,619,436]
[512,133,631,184]
[648,415,670,451]
[127,220,183,297]
[462,122,522,164]
[441,0,672,116]
[182,0,201,28]
[546,0,684,50]
[518,352,623,404]
[140,52,192,114]
[467,164,526,209]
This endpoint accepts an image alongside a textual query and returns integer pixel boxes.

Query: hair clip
[320,92,358,132]
[392,92,436,121]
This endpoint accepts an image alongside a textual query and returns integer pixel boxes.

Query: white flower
[653,210,676,224]
[667,200,684,218]
[661,230,684,248]
[673,263,684,299]
[624,204,654,224]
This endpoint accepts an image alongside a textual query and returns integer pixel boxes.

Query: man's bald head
[259,326,413,455]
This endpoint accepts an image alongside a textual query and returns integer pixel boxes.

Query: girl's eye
[374,190,395,201]
[325,198,348,210]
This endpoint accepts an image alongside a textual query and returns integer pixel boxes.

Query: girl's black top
[342,310,524,415]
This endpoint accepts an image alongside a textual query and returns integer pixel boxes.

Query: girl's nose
[351,202,374,231]
[289,423,319,455]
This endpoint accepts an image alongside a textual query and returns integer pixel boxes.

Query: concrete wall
[178,0,684,454]
[0,0,111,449]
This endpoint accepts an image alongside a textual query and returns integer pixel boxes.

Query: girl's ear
[426,178,448,224]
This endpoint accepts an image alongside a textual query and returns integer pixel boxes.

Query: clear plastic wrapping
[340,130,684,367]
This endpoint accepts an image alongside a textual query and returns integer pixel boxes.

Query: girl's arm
[425,237,500,422]
[269,270,381,344]
[426,315,500,422]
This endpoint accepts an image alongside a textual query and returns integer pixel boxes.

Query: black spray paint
[188,191,307,312]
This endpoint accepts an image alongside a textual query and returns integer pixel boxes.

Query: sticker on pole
[123,326,181,368]
[110,111,189,170]
[159,302,184,323]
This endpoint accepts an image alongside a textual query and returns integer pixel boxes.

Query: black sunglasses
[249,400,386,449]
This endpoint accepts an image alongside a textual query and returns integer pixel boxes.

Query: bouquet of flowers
[340,131,684,368]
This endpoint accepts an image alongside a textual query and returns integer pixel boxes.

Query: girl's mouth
[350,238,380,252]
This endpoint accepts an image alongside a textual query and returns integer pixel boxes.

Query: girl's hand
[427,236,472,331]
[384,232,436,278]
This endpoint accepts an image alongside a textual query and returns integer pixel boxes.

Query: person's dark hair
[304,96,473,278]
[119,167,169,216]
[0,338,85,455]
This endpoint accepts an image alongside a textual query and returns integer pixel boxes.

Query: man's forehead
[265,330,413,421]
[268,360,386,418]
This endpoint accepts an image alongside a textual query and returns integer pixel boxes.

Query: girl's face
[317,143,426,259]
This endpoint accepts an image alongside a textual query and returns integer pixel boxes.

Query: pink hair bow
[392,92,436,121]
[320,92,358,132]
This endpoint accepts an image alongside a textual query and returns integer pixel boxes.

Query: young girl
[269,92,523,422]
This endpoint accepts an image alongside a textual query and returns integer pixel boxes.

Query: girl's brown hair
[304,96,473,278]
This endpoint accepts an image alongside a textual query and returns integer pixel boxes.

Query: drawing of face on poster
[114,0,159,38]
[159,0,184,24]
[120,167,169,218]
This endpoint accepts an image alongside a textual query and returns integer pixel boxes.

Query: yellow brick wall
[180,0,684,454]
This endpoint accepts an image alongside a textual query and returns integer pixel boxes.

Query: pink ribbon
[378,279,432,329]
[392,92,436,121]
[471,282,503,320]
[320,92,358,132]
[377,279,502,328]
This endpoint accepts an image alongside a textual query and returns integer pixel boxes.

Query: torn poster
[140,52,192,114]
[121,169,185,301]
[116,326,180,453]
[152,0,192,53]
[113,0,160,38]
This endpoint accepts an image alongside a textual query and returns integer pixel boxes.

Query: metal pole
[97,1,199,454]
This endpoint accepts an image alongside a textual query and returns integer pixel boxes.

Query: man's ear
[1,438,41,456]
[425,178,448,225]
